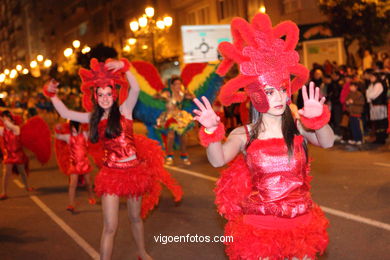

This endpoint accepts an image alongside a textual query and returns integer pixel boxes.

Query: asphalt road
[0,125,389,260]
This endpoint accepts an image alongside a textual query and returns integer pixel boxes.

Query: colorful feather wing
[181,62,224,112]
[20,116,52,165]
[54,123,71,174]
[131,61,166,126]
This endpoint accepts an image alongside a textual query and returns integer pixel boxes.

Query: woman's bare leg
[15,164,30,190]
[166,130,175,155]
[127,196,152,260]
[68,174,78,206]
[100,194,120,260]
[1,164,12,196]
[83,174,95,200]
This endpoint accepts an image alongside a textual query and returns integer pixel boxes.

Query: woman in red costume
[193,13,334,259]
[55,120,96,213]
[45,58,182,260]
[0,110,32,199]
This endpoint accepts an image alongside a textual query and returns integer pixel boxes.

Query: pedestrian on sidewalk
[345,81,365,145]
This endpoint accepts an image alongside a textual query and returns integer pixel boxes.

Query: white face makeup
[264,86,288,116]
[96,87,114,111]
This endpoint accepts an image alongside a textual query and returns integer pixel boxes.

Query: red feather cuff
[119,58,131,73]
[299,105,331,130]
[42,82,56,98]
[199,123,225,147]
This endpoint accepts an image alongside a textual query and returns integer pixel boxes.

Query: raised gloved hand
[105,58,130,73]
[298,82,326,118]
[193,96,220,133]
[43,79,59,98]
[298,81,330,130]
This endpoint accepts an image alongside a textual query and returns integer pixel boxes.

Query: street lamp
[64,48,73,58]
[129,6,173,64]
[72,40,81,49]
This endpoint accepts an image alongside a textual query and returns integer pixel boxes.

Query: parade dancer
[193,13,334,259]
[44,58,182,260]
[0,111,31,199]
[155,76,195,165]
[54,120,96,213]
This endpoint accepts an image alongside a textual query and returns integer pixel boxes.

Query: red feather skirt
[94,134,183,218]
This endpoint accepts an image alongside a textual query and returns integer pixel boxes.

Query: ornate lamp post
[129,6,173,64]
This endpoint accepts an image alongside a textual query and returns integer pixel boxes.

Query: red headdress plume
[217,13,309,112]
[79,58,131,111]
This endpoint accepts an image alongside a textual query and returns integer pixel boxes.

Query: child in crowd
[346,81,365,145]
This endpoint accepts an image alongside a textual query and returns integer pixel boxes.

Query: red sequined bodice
[242,136,312,218]
[98,116,137,168]
[69,134,91,174]
[2,128,25,164]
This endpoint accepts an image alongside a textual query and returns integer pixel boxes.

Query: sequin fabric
[98,117,138,169]
[241,135,312,218]
[2,128,26,164]
[68,134,91,174]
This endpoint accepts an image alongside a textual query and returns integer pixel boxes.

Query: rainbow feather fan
[132,61,224,139]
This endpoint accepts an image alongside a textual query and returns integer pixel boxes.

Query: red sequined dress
[68,134,91,175]
[93,116,183,217]
[2,128,27,164]
[215,134,329,260]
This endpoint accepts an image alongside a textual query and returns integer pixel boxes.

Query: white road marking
[165,165,218,181]
[373,162,390,168]
[13,180,100,260]
[166,166,390,232]
[320,206,390,232]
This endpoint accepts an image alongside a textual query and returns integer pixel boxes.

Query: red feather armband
[42,82,56,98]
[299,105,331,130]
[199,123,225,147]
[119,58,131,73]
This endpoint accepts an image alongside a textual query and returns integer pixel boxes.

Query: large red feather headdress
[217,13,309,112]
[79,58,131,111]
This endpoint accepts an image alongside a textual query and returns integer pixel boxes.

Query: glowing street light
[259,6,266,13]
[9,69,17,79]
[142,45,148,50]
[44,59,52,68]
[138,16,148,28]
[163,16,173,27]
[37,55,44,62]
[0,74,5,83]
[156,20,165,29]
[128,38,137,45]
[81,46,91,54]
[16,64,22,71]
[145,7,155,18]
[73,40,81,48]
[4,69,10,75]
[22,68,29,74]
[30,60,38,68]
[123,45,131,52]
[64,48,73,57]
[130,21,139,32]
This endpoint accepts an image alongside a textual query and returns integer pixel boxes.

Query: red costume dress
[215,134,328,260]
[94,116,183,216]
[68,134,91,175]
[2,128,27,164]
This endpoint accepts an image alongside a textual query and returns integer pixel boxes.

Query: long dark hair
[246,105,307,160]
[89,86,122,143]
[1,110,13,122]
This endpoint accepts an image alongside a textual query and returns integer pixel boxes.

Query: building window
[186,6,210,25]
[283,0,302,14]
[217,0,239,21]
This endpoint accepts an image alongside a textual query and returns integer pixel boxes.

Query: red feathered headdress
[79,58,131,111]
[217,13,309,112]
